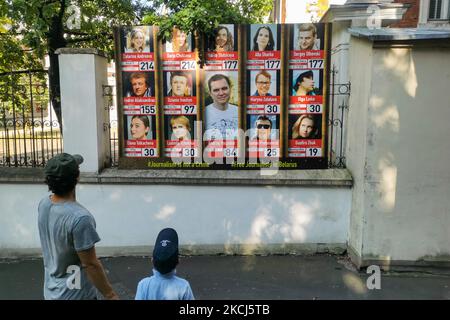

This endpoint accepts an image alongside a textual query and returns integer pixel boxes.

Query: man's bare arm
[77,246,119,300]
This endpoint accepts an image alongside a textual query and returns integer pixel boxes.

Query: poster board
[114,23,330,169]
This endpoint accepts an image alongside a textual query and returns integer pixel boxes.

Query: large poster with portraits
[246,24,281,160]
[120,26,158,157]
[162,28,198,159]
[115,23,330,169]
[204,24,240,159]
[288,23,326,159]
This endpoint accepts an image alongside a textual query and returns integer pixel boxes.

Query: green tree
[143,0,273,65]
[1,3,46,119]
[4,0,146,128]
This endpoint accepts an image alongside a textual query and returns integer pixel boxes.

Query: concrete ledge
[348,245,450,270]
[359,256,450,270]
[0,167,353,187]
[4,245,450,272]
[0,243,347,260]
[96,243,348,257]
[94,168,353,186]
[0,168,45,183]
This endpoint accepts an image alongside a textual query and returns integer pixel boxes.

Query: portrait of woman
[210,25,234,52]
[252,26,275,51]
[291,114,319,139]
[127,28,147,53]
[170,28,190,52]
[170,116,191,141]
[130,115,150,140]
[292,70,317,96]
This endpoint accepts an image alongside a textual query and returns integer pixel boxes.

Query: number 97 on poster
[182,105,196,115]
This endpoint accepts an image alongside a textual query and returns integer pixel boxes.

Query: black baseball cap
[153,228,179,274]
[44,153,83,178]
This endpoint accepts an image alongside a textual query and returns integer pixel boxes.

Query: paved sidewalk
[1,254,449,300]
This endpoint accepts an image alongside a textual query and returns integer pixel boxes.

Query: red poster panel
[162,28,199,159]
[204,24,240,159]
[123,114,158,157]
[288,23,325,159]
[120,26,158,157]
[246,24,281,161]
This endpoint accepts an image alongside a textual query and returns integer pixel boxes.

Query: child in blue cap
[135,228,194,300]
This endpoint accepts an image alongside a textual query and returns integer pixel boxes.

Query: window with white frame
[428,0,450,20]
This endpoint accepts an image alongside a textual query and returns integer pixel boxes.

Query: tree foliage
[143,0,273,67]
[144,0,273,41]
[7,0,140,58]
[1,4,46,115]
[2,0,146,126]
[0,2,42,74]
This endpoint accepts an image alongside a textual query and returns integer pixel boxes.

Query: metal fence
[103,84,119,167]
[109,119,119,167]
[0,70,63,167]
[0,70,120,168]
[328,64,350,168]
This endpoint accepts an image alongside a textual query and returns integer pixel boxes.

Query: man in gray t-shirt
[205,73,239,141]
[38,153,118,300]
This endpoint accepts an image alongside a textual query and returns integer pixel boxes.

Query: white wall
[59,51,110,173]
[346,37,373,262]
[347,37,450,265]
[330,21,351,83]
[0,183,351,257]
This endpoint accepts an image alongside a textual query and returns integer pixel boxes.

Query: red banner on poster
[206,52,238,61]
[290,96,323,104]
[248,51,281,60]
[166,140,198,148]
[290,50,324,60]
[164,97,197,105]
[124,97,156,105]
[248,96,280,105]
[122,52,154,61]
[126,140,157,148]
[163,52,196,60]
[288,139,322,148]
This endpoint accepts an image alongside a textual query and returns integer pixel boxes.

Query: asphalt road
[1,254,449,300]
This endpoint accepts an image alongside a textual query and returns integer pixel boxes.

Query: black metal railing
[103,84,119,167]
[0,70,62,167]
[328,64,350,168]
[109,120,119,167]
